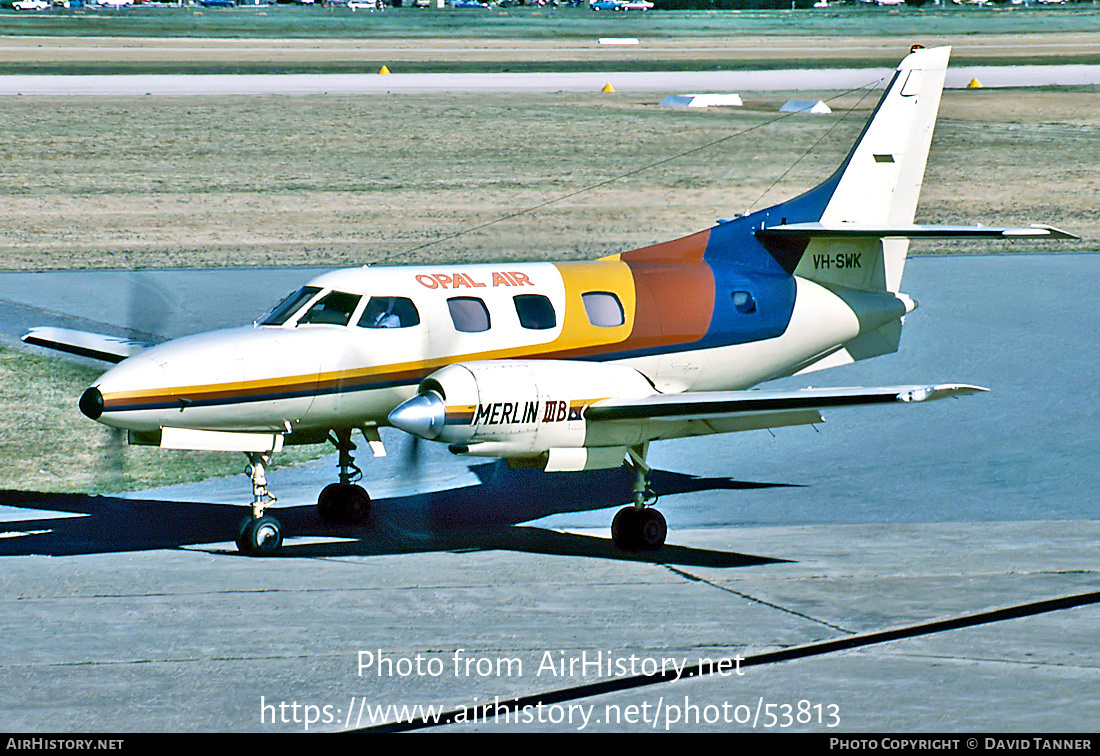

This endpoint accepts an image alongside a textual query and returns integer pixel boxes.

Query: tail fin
[762,46,950,294]
[683,46,952,291]
[818,45,950,230]
[796,46,948,294]
[625,45,1071,291]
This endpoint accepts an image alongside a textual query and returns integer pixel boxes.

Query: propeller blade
[402,434,422,475]
[95,272,172,491]
[125,272,171,342]
[97,426,128,493]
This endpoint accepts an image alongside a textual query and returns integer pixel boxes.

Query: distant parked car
[348,0,381,7]
[199,0,236,6]
[13,0,51,9]
[618,0,652,8]
[589,0,624,9]
[450,0,489,6]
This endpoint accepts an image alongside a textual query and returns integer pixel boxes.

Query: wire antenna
[372,77,886,265]
[742,83,883,216]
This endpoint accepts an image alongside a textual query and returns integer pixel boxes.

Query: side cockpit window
[297,290,362,326]
[259,286,322,326]
[514,294,556,330]
[358,296,421,329]
[582,291,625,328]
[448,297,491,333]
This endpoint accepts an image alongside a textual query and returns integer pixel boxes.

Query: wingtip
[1028,224,1080,241]
[937,383,990,397]
[898,384,989,403]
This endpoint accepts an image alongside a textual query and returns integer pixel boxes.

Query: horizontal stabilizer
[758,222,1078,241]
[586,384,987,423]
[21,327,153,364]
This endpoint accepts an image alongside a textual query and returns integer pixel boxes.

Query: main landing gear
[317,429,372,525]
[611,444,667,552]
[234,428,375,557]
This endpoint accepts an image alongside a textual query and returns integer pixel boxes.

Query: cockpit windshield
[259,286,321,326]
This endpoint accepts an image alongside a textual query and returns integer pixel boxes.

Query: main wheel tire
[611,507,666,551]
[636,508,667,551]
[238,515,283,556]
[317,483,371,525]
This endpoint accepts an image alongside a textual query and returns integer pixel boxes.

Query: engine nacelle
[387,360,655,470]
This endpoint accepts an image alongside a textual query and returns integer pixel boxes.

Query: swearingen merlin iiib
[25,46,1075,555]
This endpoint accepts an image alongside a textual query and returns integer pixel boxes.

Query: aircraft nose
[388,392,446,440]
[79,386,104,420]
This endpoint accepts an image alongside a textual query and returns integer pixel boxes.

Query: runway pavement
[0,253,1097,732]
[1,64,1099,97]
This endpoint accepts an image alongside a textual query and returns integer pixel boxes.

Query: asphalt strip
[357,589,1100,732]
[1,65,1098,96]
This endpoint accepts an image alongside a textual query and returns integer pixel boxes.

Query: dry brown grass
[0,86,1094,274]
[5,32,1100,71]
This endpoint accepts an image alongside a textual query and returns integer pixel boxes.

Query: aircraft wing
[585,384,986,424]
[21,327,153,364]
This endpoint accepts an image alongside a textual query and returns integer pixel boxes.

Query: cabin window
[297,290,362,326]
[732,290,757,314]
[582,291,625,328]
[259,286,322,326]
[448,296,491,333]
[358,296,421,329]
[513,294,556,330]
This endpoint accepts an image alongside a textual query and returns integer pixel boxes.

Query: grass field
[3,4,1100,40]
[0,86,1094,273]
[2,6,1100,73]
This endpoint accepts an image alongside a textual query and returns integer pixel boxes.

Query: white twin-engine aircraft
[25,46,1073,556]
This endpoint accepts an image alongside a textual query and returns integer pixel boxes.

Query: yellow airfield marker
[601,82,615,93]
[379,65,391,75]
[967,78,982,89]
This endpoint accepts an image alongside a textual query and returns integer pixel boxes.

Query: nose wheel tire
[237,515,284,556]
[317,483,371,525]
[611,506,667,552]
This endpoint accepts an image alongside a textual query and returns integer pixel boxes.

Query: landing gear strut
[237,452,283,556]
[611,444,667,552]
[317,429,371,525]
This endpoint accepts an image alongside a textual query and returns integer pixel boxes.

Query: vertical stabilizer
[703,47,952,293]
[792,46,950,293]
[820,45,949,228]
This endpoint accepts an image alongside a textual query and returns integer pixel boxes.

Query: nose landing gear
[237,452,283,556]
[231,428,379,556]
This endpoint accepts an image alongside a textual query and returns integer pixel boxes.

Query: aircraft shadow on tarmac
[0,462,798,568]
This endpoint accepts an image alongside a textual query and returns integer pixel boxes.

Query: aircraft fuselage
[86,256,910,437]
